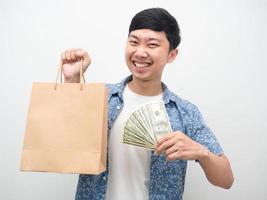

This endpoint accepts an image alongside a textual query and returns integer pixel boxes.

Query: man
[61,7,234,200]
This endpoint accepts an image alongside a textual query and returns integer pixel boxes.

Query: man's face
[125,29,178,82]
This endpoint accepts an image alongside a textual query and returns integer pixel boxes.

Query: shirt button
[116,106,120,110]
[102,176,106,181]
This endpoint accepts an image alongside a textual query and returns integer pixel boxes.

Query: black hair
[128,8,181,50]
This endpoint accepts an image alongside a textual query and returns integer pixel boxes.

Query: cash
[123,100,172,149]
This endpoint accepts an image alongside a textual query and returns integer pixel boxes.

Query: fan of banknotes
[123,100,172,149]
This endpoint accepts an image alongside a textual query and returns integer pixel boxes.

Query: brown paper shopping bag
[20,60,108,175]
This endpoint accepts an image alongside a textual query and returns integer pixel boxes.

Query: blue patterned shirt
[75,76,223,200]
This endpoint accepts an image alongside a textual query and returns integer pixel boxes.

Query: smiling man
[60,7,234,200]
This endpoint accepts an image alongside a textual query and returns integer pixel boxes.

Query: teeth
[135,62,149,68]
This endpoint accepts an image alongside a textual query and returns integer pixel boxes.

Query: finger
[75,49,91,69]
[76,50,91,62]
[164,144,180,156]
[167,150,184,161]
[70,49,76,61]
[167,150,191,161]
[74,48,84,57]
[156,138,176,154]
[61,52,66,63]
[156,133,174,147]
[65,50,71,61]
[167,151,180,161]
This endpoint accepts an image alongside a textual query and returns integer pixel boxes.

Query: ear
[167,48,178,63]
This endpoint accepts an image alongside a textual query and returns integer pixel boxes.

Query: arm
[156,131,234,189]
[198,152,234,189]
[60,49,91,83]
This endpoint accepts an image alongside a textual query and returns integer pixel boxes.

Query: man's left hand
[155,131,209,161]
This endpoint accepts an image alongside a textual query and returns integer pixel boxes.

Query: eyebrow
[129,34,161,42]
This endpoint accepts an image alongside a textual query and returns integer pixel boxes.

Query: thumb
[75,49,91,70]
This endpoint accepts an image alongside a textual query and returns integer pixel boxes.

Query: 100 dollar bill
[123,100,172,149]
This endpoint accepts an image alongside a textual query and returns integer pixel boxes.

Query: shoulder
[167,89,199,115]
[105,82,121,91]
[105,76,129,94]
[166,89,205,128]
[105,81,125,101]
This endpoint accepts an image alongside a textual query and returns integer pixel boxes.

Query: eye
[129,40,138,46]
[148,43,159,48]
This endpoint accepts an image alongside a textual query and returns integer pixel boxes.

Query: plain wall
[1,0,266,199]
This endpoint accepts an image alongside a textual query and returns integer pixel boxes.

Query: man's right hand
[60,49,91,83]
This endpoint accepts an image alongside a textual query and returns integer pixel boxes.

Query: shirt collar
[108,75,178,105]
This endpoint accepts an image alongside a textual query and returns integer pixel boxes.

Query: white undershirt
[105,84,163,200]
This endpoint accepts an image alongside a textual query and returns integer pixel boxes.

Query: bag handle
[54,59,86,90]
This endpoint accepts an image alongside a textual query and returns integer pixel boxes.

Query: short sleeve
[187,105,223,155]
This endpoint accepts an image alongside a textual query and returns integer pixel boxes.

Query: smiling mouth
[133,61,151,68]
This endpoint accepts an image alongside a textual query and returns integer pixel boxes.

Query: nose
[134,47,148,58]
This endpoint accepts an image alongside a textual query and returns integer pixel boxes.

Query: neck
[127,77,163,96]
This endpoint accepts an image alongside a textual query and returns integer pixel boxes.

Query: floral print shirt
[75,76,223,200]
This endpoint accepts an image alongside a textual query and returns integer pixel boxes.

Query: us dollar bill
[123,100,172,149]
[147,101,172,140]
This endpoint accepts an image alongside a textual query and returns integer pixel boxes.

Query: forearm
[198,152,234,189]
[156,131,234,188]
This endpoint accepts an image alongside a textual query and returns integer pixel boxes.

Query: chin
[131,74,152,82]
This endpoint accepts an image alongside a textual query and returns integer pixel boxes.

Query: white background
[1,0,266,199]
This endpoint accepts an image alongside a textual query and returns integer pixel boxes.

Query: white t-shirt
[105,84,163,200]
